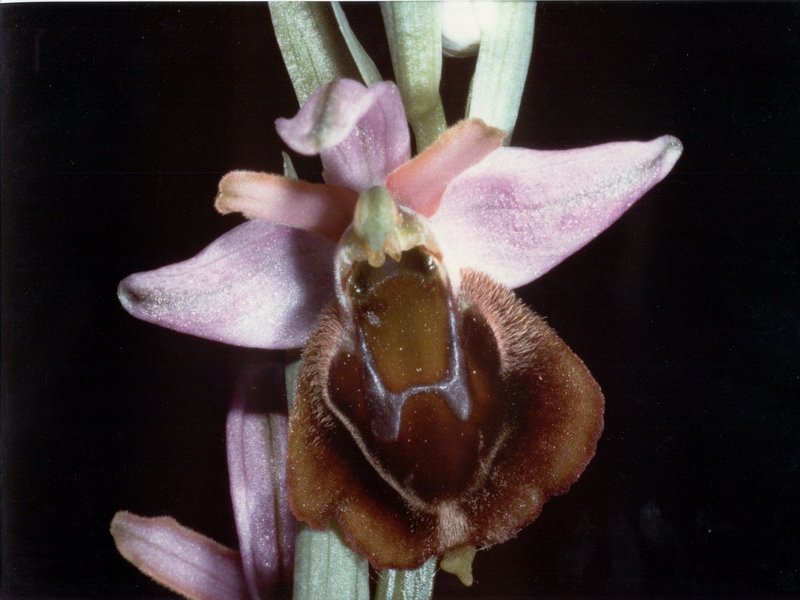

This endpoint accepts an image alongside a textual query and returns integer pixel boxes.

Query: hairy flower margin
[113,76,682,595]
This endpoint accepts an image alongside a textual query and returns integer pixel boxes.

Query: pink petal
[110,511,248,600]
[386,119,506,217]
[227,364,295,599]
[432,135,683,288]
[118,220,336,349]
[216,170,358,241]
[275,79,411,192]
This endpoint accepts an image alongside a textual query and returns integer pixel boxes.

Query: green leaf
[467,2,536,143]
[282,152,299,180]
[270,2,361,104]
[380,2,447,152]
[332,2,382,86]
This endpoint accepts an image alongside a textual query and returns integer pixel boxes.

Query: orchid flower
[118,76,681,584]
[119,78,681,350]
[111,364,295,600]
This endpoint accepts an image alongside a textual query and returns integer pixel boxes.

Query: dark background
[3,3,798,598]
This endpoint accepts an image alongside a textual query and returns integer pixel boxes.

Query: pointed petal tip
[214,170,249,216]
[440,545,476,586]
[116,221,336,349]
[662,133,683,153]
[117,274,146,317]
[110,509,132,535]
[111,511,248,600]
[637,134,683,196]
[433,133,684,289]
[660,134,684,171]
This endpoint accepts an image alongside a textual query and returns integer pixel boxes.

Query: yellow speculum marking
[350,247,450,393]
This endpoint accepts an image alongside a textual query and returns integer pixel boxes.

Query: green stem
[376,559,437,600]
[293,522,370,600]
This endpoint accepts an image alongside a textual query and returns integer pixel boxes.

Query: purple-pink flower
[118,79,682,351]
[114,78,682,588]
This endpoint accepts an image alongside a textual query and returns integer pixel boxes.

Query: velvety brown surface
[287,268,603,569]
[349,247,450,394]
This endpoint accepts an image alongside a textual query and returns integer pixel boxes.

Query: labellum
[287,186,604,577]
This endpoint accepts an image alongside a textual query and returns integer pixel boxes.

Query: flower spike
[118,76,682,582]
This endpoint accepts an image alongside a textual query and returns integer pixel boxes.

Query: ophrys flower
[118,78,682,576]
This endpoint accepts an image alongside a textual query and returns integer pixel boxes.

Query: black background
[3,3,798,599]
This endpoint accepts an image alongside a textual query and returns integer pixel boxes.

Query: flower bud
[441,1,500,58]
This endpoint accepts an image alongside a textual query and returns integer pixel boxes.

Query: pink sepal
[433,135,683,288]
[118,220,336,349]
[110,511,248,600]
[227,364,295,599]
[275,79,411,192]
